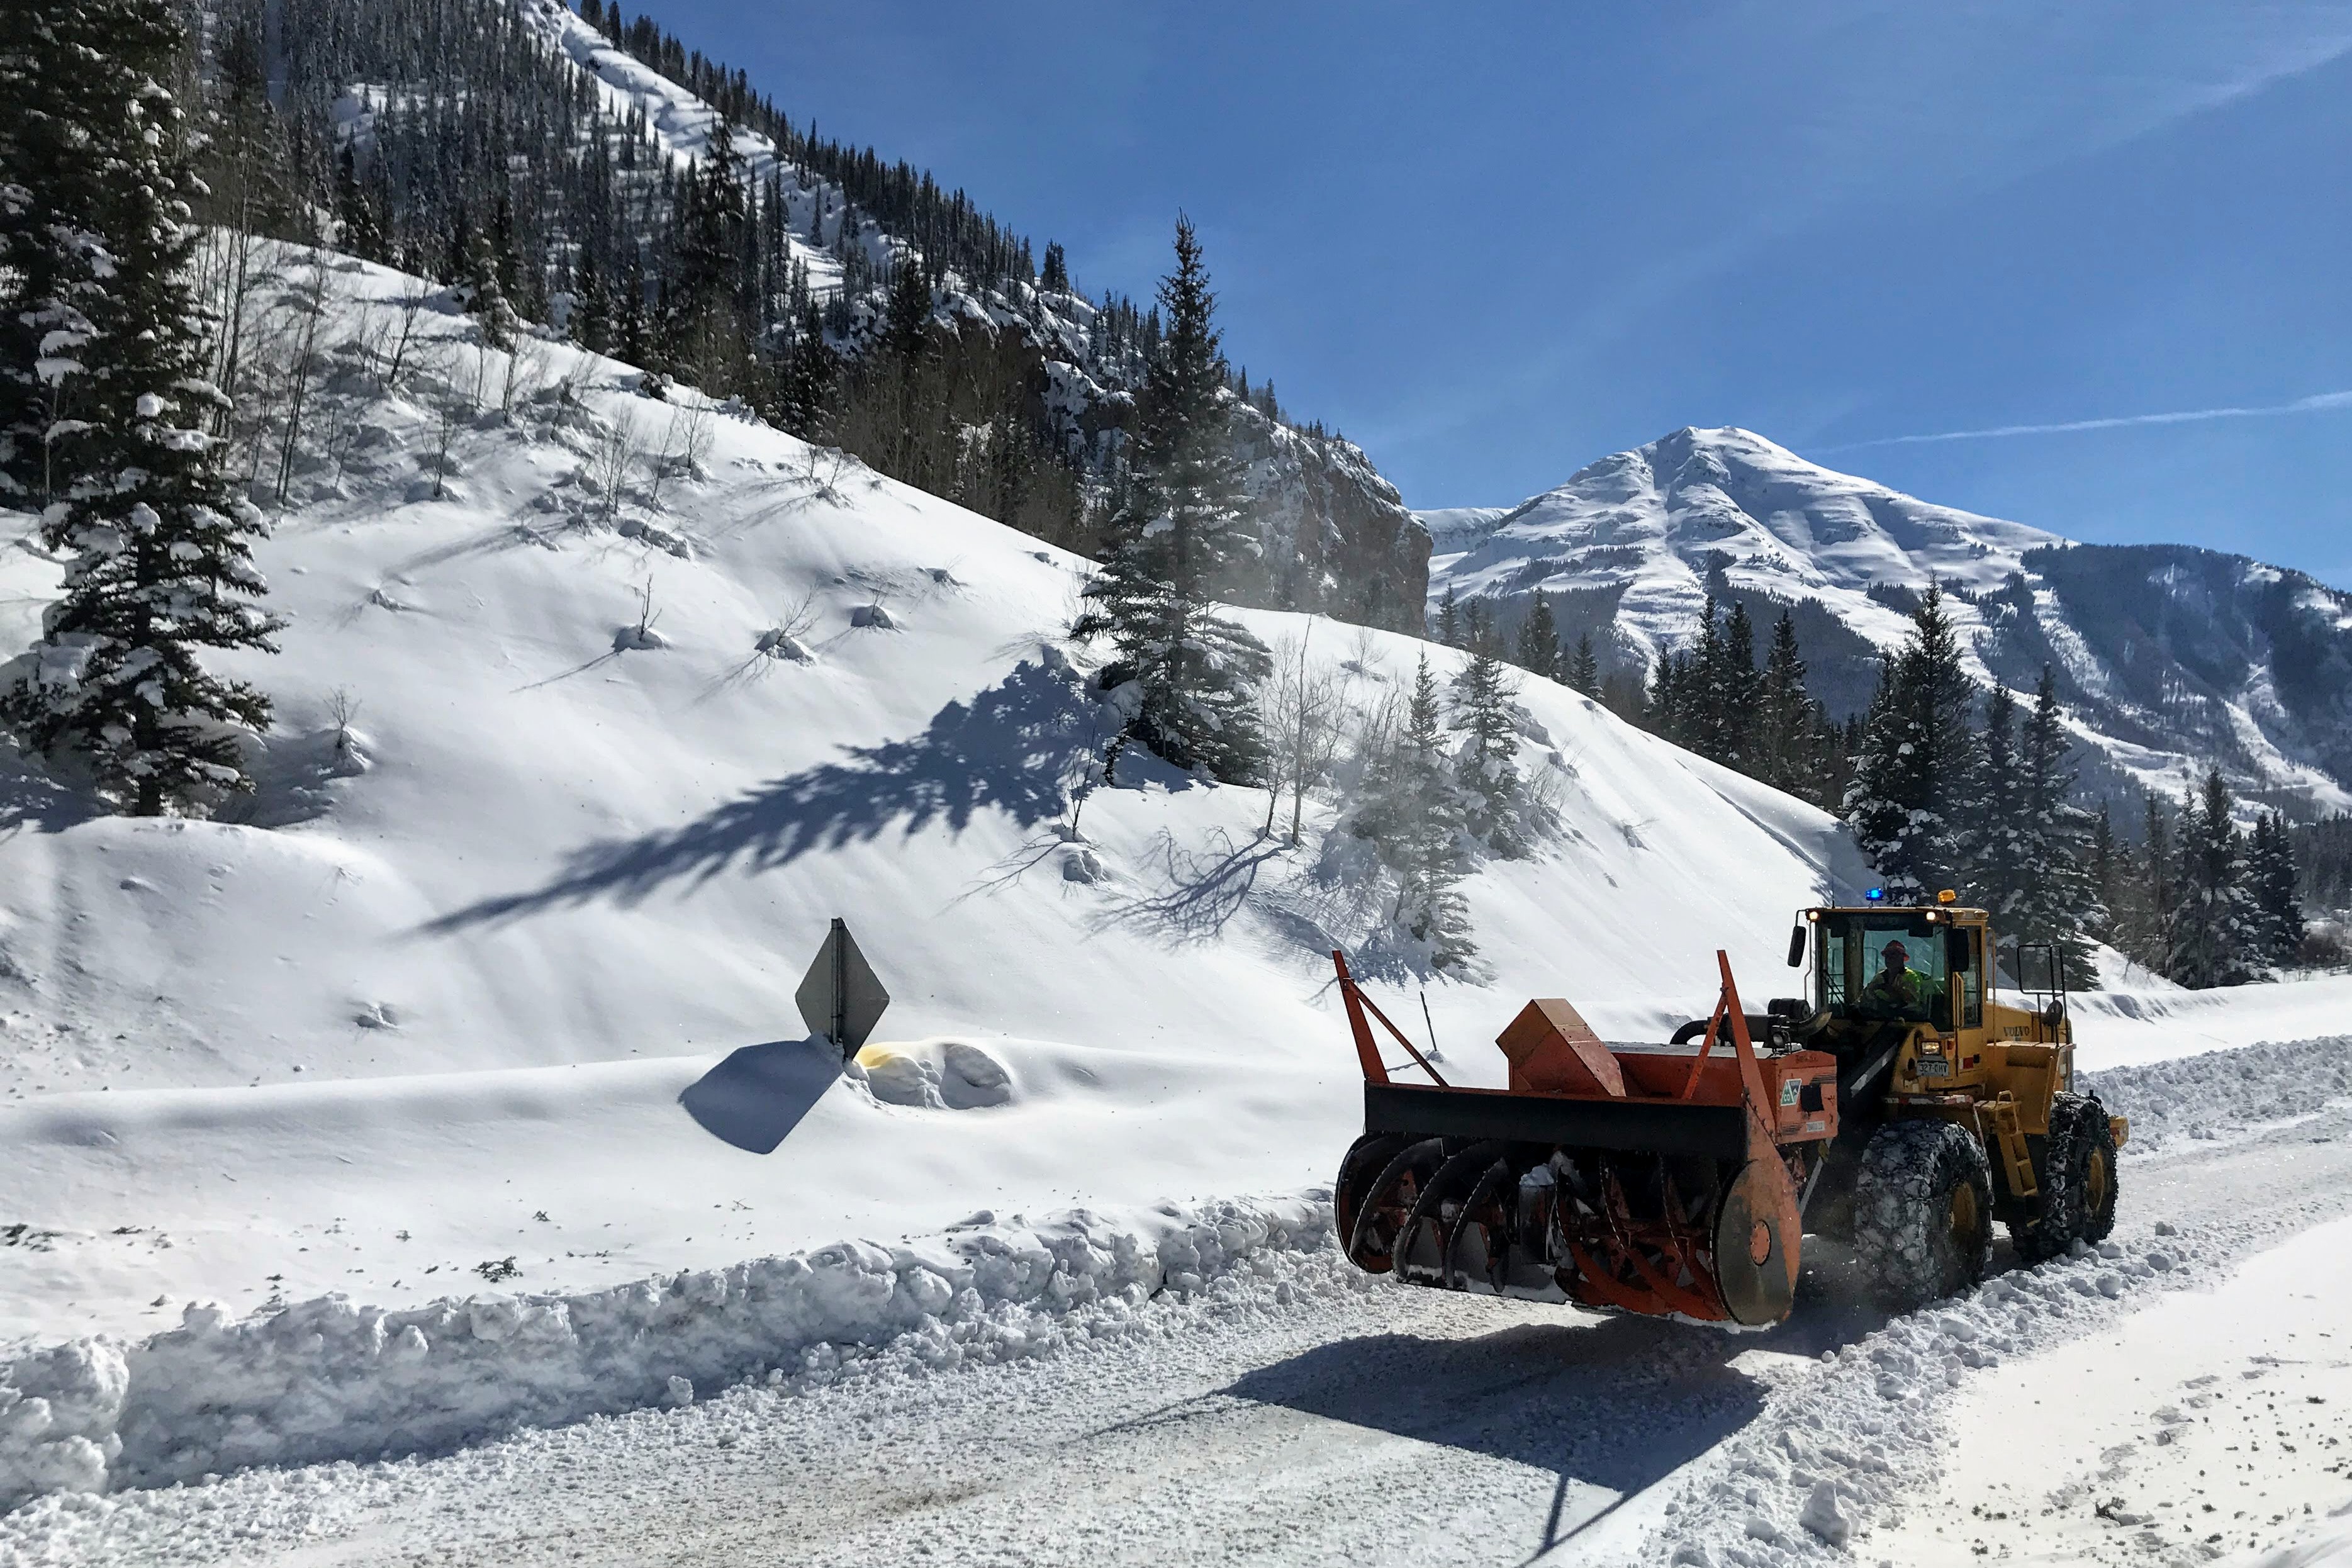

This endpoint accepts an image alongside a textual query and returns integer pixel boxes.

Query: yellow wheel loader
[1331,893,2127,1324]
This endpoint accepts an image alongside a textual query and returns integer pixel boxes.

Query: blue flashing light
[1865,887,1886,902]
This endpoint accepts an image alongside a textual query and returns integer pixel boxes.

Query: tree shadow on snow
[1085,826,1291,946]
[427,657,1098,930]
[1214,1274,1888,1562]
[677,1036,842,1155]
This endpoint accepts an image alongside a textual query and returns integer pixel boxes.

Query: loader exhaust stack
[1331,950,1839,1326]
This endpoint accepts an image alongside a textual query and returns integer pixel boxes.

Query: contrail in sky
[1818,390,2352,452]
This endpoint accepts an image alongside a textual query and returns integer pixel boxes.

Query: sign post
[795,918,890,1057]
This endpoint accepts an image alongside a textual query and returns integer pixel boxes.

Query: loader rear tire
[2012,1093,2118,1261]
[1853,1119,1994,1311]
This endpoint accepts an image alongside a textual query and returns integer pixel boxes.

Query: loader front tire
[2011,1092,2118,1262]
[1853,1119,1994,1311]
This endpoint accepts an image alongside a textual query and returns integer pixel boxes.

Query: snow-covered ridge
[1423,426,2352,810]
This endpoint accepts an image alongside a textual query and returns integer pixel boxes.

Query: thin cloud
[1820,391,2352,452]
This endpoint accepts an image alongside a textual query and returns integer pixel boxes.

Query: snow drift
[0,1195,1323,1511]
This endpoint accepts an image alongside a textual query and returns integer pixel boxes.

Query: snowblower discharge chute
[1331,949,1838,1327]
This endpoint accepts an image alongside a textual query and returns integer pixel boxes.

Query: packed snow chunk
[0,1339,129,1511]
[853,1038,1014,1111]
[849,603,897,629]
[1062,846,1106,883]
[1799,1479,1854,1546]
[664,1376,693,1408]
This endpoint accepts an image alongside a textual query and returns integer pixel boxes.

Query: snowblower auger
[1330,950,1839,1327]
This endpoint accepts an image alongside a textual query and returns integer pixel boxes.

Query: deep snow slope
[0,252,1862,1345]
[1424,426,2352,810]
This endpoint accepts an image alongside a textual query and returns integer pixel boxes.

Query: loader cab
[1805,902,1986,1034]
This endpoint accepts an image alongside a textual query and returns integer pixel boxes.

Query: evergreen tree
[1752,608,1813,797]
[2088,800,2122,949]
[1462,597,1496,658]
[570,253,612,355]
[2008,667,2102,987]
[1715,600,1761,769]
[1072,218,1269,781]
[2170,768,2256,989]
[615,252,649,369]
[1353,656,1474,973]
[1435,585,1459,647]
[462,230,518,350]
[2123,794,2178,978]
[1844,585,1978,900]
[1564,630,1599,698]
[1450,646,1521,853]
[1039,240,1069,293]
[1515,595,1557,681]
[332,143,384,262]
[0,0,283,814]
[771,305,838,440]
[2246,810,2304,969]
[1964,685,2028,922]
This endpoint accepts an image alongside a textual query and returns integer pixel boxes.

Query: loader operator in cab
[1860,939,1929,1019]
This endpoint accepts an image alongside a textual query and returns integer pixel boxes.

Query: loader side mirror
[1787,923,1807,968]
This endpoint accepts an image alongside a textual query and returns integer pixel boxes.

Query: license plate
[1916,1057,1951,1080]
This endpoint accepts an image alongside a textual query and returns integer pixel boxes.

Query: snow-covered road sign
[796,918,890,1055]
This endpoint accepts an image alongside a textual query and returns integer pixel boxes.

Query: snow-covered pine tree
[1714,600,1761,770]
[1844,585,1977,900]
[462,230,519,351]
[2246,809,2304,970]
[570,253,613,354]
[1514,594,1557,681]
[1963,685,2028,926]
[1751,608,1815,798]
[1450,645,1521,853]
[1564,630,1599,698]
[2168,768,2256,988]
[1074,218,1269,783]
[0,0,283,815]
[2087,800,2122,951]
[2008,667,2102,987]
[2119,793,2178,977]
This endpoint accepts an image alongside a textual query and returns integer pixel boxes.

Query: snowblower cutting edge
[1330,948,1837,1328]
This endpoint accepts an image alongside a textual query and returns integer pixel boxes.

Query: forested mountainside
[1425,427,2352,817]
[201,0,1428,628]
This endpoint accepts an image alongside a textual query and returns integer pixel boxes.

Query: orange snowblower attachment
[1331,951,1838,1326]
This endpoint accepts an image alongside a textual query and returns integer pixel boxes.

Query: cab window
[1816,914,1948,1023]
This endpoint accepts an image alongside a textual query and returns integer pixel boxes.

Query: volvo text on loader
[1331,893,2125,1324]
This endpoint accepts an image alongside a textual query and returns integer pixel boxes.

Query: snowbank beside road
[0,1194,1326,1511]
[2083,1036,2352,1156]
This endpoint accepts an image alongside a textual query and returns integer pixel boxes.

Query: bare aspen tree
[589,412,638,524]
[380,289,427,392]
[428,395,462,500]
[500,335,548,413]
[272,254,332,503]
[1262,621,1348,843]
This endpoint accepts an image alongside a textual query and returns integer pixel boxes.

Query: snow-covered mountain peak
[1424,428,2352,813]
[1440,425,2062,630]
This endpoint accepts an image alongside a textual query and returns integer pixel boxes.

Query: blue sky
[647,2,2352,583]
